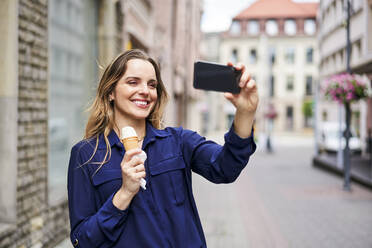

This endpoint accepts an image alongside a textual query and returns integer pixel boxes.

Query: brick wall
[0,0,69,247]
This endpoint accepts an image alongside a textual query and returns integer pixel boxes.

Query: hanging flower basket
[323,73,370,104]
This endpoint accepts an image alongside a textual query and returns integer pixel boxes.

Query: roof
[234,0,318,20]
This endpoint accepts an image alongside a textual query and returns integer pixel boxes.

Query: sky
[201,0,320,33]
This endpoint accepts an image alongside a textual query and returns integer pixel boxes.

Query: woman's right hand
[120,148,146,194]
[113,148,146,210]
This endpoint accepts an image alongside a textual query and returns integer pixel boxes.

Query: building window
[286,106,294,130]
[304,19,316,35]
[115,1,123,51]
[265,19,278,36]
[284,19,297,35]
[285,47,295,64]
[230,20,241,35]
[303,100,313,128]
[53,0,61,17]
[249,49,257,64]
[227,113,235,128]
[67,1,73,28]
[286,75,294,91]
[305,76,313,95]
[201,111,209,135]
[306,47,313,63]
[270,75,275,97]
[231,48,238,63]
[322,111,328,121]
[269,47,276,64]
[248,20,259,35]
[48,0,99,204]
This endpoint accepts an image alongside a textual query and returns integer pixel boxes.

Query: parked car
[318,122,362,154]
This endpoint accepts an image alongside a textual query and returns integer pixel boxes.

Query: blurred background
[0,0,372,247]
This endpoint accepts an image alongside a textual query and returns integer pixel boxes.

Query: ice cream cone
[122,136,139,151]
[121,126,147,190]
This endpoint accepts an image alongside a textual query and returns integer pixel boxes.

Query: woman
[68,49,258,247]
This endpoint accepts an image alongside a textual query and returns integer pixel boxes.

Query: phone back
[193,61,241,94]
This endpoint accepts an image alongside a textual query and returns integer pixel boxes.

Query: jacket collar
[97,129,121,150]
[97,121,170,150]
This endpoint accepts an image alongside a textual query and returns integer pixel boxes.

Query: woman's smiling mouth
[132,100,150,108]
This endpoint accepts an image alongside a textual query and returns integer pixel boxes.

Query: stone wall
[0,0,69,247]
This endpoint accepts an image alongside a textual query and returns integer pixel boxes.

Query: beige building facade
[220,35,319,133]
[200,32,224,134]
[122,0,154,52]
[122,0,203,130]
[0,0,127,246]
[215,0,319,135]
[152,0,203,130]
[317,0,372,153]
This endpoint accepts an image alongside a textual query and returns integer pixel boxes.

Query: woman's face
[111,59,158,122]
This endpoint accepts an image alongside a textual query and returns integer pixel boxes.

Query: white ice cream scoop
[121,126,137,139]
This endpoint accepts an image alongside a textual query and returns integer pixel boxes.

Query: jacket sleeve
[67,144,128,248]
[181,125,256,183]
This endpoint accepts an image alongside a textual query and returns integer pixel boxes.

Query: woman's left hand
[224,62,258,115]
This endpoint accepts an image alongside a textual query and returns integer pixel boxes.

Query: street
[193,133,372,248]
[55,133,372,248]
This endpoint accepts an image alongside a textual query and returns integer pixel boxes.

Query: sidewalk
[193,137,372,247]
[313,153,372,188]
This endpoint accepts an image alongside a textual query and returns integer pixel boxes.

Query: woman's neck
[113,118,147,140]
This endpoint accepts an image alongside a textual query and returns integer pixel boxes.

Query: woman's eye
[127,81,137,85]
[148,82,158,89]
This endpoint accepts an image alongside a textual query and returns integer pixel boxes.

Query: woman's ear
[109,93,114,102]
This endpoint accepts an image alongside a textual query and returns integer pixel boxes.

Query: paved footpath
[193,133,372,248]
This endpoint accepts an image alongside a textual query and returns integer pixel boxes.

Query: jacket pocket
[91,169,122,201]
[149,155,186,206]
[92,169,122,186]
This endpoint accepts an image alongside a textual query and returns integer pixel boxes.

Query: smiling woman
[67,49,258,248]
[110,59,159,123]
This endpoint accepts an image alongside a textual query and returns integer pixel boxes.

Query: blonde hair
[83,49,168,169]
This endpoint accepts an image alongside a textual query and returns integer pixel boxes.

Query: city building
[0,0,68,247]
[200,32,224,134]
[0,0,126,246]
[152,0,203,130]
[122,0,153,52]
[216,0,318,135]
[0,0,202,246]
[123,0,203,130]
[317,0,372,154]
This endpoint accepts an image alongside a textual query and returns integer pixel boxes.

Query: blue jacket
[68,122,256,247]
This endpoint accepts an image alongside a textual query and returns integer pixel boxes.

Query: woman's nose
[138,83,149,94]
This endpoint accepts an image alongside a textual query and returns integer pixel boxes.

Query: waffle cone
[122,137,139,150]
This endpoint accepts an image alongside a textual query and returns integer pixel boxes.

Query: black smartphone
[193,61,242,94]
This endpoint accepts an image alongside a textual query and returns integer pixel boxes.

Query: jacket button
[73,239,78,247]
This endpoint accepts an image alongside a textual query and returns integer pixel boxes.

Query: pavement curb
[313,155,372,190]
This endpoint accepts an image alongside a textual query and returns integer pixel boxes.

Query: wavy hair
[83,49,168,169]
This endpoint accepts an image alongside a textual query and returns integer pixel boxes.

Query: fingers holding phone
[193,61,242,94]
[224,62,258,114]
[227,62,251,89]
[193,60,258,114]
